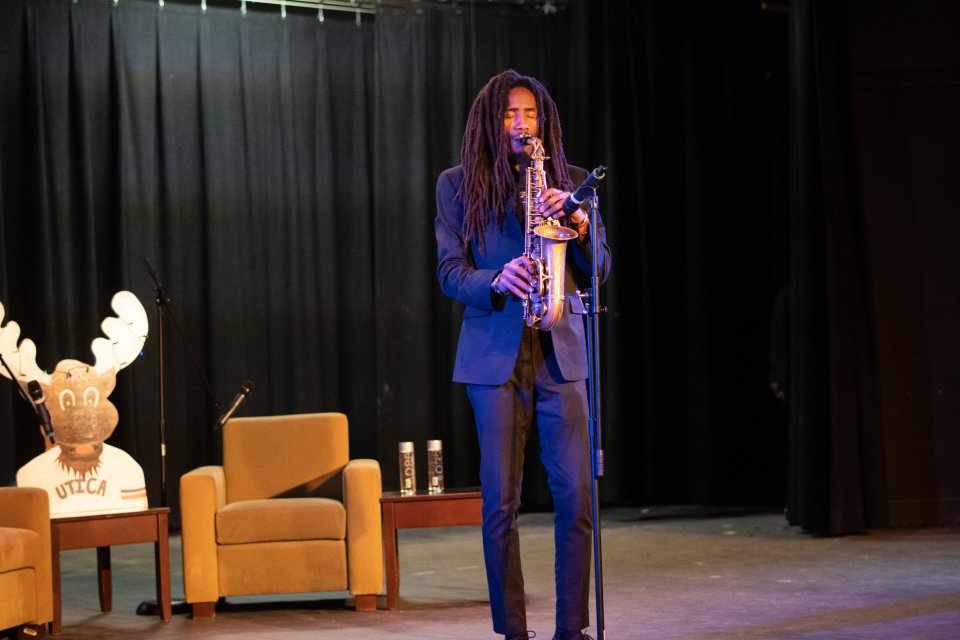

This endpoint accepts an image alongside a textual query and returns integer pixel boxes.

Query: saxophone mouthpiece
[521,135,540,146]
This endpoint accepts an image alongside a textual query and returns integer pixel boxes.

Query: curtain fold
[373,7,433,487]
[787,0,886,533]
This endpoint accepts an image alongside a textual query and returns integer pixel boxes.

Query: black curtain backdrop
[1,0,797,526]
[788,0,960,533]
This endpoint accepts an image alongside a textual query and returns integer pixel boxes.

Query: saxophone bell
[534,224,579,242]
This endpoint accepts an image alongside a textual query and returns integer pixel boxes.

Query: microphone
[214,380,254,430]
[562,165,607,215]
[27,380,56,445]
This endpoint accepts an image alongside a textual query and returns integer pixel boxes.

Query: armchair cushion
[215,497,346,544]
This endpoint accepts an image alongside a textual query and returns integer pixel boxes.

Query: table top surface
[381,486,481,503]
[51,506,170,524]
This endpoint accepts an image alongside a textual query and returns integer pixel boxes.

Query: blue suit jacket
[435,164,612,385]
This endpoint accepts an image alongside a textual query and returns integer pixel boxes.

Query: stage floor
[12,507,960,639]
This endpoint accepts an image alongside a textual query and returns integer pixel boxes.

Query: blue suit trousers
[467,326,593,637]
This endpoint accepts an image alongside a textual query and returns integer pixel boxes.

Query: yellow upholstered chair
[179,412,383,617]
[0,486,53,636]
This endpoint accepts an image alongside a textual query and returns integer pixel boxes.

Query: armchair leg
[191,602,217,619]
[354,594,377,611]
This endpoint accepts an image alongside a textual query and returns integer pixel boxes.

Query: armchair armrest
[0,487,52,624]
[342,459,383,596]
[180,466,226,603]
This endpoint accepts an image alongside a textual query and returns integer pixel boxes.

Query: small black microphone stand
[582,183,607,640]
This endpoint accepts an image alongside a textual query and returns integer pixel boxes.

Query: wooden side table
[50,507,171,635]
[380,487,483,609]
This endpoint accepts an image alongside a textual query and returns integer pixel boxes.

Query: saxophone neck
[520,135,549,164]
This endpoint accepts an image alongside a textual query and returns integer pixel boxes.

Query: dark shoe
[506,632,536,640]
[553,632,593,640]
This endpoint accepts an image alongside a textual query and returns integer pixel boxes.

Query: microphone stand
[582,189,607,640]
[144,260,172,510]
[140,259,219,617]
[0,352,46,443]
[0,353,35,408]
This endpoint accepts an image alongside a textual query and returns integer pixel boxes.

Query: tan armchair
[180,412,383,617]
[0,486,53,637]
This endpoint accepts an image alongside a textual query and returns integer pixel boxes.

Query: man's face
[503,86,539,156]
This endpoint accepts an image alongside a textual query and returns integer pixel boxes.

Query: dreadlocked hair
[457,69,574,253]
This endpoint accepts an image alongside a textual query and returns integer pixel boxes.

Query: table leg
[155,511,172,621]
[382,503,399,609]
[96,546,112,613]
[50,522,62,635]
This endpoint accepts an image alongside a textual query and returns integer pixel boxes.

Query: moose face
[44,360,119,474]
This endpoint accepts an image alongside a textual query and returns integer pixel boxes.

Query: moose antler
[0,305,49,385]
[0,291,148,385]
[91,291,149,374]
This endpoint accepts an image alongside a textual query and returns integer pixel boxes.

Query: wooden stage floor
[8,507,960,639]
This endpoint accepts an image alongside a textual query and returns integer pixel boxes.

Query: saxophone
[520,136,578,331]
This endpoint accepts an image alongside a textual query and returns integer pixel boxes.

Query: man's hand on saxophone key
[537,188,588,230]
[496,256,537,299]
[536,187,571,220]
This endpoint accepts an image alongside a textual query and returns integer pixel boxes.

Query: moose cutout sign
[0,291,150,517]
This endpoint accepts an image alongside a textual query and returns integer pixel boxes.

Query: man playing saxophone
[435,69,612,640]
